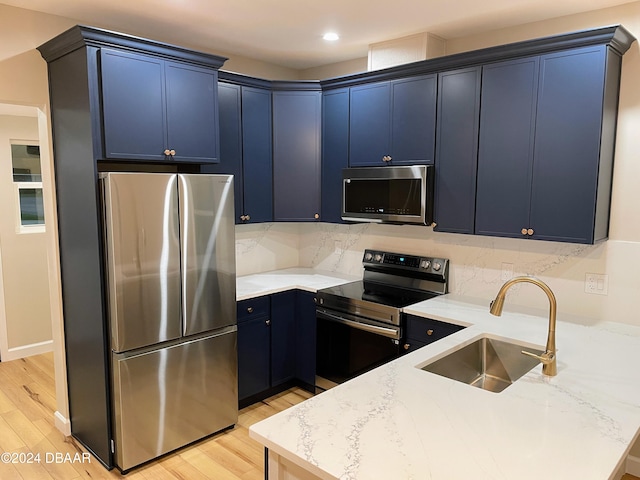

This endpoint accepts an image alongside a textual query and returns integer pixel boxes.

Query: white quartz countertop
[249,292,640,480]
[236,267,358,300]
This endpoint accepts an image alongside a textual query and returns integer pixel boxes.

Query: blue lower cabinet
[237,290,317,406]
[403,315,465,353]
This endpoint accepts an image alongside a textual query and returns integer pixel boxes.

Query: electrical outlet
[501,263,514,281]
[585,273,608,295]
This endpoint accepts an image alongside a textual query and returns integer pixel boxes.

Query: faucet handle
[521,349,555,365]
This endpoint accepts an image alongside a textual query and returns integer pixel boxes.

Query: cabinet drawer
[237,296,270,322]
[405,315,464,344]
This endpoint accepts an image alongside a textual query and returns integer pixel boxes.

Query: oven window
[316,315,400,385]
[344,178,422,215]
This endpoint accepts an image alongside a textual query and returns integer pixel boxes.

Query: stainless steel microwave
[342,165,434,225]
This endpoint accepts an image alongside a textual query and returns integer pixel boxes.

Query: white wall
[0,114,53,354]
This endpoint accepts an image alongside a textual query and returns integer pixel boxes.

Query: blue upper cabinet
[349,82,391,166]
[348,75,437,166]
[321,88,349,223]
[390,75,437,165]
[434,67,481,234]
[475,57,539,238]
[214,81,273,224]
[101,48,220,163]
[476,46,618,244]
[528,46,613,244]
[273,88,322,222]
[241,87,273,224]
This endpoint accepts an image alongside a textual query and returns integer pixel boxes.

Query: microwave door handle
[317,310,399,339]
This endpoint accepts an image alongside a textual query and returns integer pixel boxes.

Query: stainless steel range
[315,249,449,391]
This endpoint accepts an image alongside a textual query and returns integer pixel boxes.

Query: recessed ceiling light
[323,32,340,41]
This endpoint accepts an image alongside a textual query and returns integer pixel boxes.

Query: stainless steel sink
[418,336,543,393]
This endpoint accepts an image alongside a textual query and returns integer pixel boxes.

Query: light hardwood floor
[0,352,312,479]
[1,353,639,480]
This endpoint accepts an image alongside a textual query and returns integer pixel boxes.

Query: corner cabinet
[101,48,221,163]
[348,74,437,166]
[272,86,322,222]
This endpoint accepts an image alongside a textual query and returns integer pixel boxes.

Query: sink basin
[418,335,543,393]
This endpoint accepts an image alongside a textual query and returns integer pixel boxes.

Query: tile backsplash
[236,222,640,326]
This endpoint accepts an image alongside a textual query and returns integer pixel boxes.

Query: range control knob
[364,252,373,261]
[374,254,383,262]
[420,259,431,269]
[432,262,442,272]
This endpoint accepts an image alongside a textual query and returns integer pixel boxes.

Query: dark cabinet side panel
[241,87,273,223]
[321,88,349,223]
[529,46,606,243]
[49,48,113,466]
[273,91,321,221]
[165,62,219,163]
[348,82,391,166]
[100,48,166,161]
[434,67,481,234]
[475,57,539,238]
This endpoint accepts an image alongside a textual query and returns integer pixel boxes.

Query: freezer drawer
[111,328,238,471]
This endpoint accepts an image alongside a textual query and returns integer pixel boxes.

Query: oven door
[315,308,402,392]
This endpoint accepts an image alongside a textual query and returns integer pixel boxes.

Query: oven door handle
[317,310,400,339]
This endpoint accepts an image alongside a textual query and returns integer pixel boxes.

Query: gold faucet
[489,276,558,376]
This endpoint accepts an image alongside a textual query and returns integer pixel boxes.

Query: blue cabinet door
[295,290,317,388]
[101,49,166,161]
[270,291,297,386]
[434,67,481,234]
[475,57,539,238]
[242,87,273,223]
[216,82,244,222]
[237,314,271,401]
[321,88,349,223]
[165,61,219,163]
[529,46,607,244]
[349,82,391,166]
[101,49,219,163]
[273,90,322,221]
[390,75,437,165]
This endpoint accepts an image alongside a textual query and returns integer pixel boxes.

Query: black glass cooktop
[317,280,438,309]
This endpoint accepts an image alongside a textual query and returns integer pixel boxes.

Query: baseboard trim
[54,410,71,436]
[627,454,640,477]
[3,340,53,361]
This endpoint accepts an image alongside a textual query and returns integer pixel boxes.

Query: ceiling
[1,0,635,70]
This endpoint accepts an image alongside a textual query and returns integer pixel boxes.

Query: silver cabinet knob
[382,155,392,162]
[247,307,253,313]
[527,228,534,236]
[521,228,528,235]
[265,319,271,326]
[164,149,171,156]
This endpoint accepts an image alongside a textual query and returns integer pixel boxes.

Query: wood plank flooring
[0,353,311,479]
[0,353,638,479]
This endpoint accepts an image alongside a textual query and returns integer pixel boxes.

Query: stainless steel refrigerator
[100,172,238,472]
